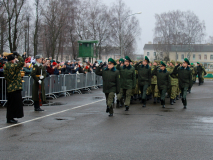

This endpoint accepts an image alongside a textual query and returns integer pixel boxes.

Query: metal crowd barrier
[0,73,103,105]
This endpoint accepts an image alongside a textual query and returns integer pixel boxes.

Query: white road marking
[0,99,105,131]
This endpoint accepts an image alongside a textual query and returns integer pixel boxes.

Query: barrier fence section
[0,73,103,104]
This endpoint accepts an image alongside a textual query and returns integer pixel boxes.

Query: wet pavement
[0,81,213,160]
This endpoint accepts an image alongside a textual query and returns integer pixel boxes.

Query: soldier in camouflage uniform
[168,60,178,105]
[3,51,24,123]
[188,63,196,93]
[201,63,207,84]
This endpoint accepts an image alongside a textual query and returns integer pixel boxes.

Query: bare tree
[154,10,206,61]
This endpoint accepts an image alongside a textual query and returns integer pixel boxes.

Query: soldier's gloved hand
[176,64,180,67]
[40,75,44,80]
[13,51,19,56]
[38,80,42,84]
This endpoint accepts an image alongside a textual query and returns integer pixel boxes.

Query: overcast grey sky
[103,0,213,54]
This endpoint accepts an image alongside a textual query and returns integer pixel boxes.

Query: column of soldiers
[96,56,199,117]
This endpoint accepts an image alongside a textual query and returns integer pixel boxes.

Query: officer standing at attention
[3,51,24,123]
[116,56,136,111]
[152,61,170,108]
[95,58,120,117]
[170,58,192,109]
[31,55,47,111]
[135,56,151,107]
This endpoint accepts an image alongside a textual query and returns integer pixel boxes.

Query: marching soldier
[171,58,192,109]
[116,58,124,108]
[150,60,160,104]
[95,58,120,117]
[152,61,170,108]
[168,60,178,105]
[117,56,136,111]
[31,55,47,111]
[135,56,151,107]
[3,51,24,123]
[196,62,205,86]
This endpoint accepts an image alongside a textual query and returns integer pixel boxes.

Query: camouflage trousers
[132,80,140,95]
[170,85,177,99]
[147,84,159,98]
[105,92,115,114]
[117,89,132,106]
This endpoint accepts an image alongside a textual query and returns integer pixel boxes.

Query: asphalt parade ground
[0,81,213,160]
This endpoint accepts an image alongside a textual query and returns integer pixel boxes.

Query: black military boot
[161,100,165,108]
[170,99,174,105]
[106,106,110,113]
[183,99,187,109]
[116,100,120,108]
[109,107,113,117]
[125,105,129,111]
[153,97,157,104]
[176,95,179,100]
[142,99,146,108]
[180,93,182,98]
[173,99,176,103]
[138,94,142,100]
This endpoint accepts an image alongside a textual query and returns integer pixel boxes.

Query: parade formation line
[0,99,105,131]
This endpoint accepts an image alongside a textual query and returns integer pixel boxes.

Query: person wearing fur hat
[3,51,25,123]
[152,61,171,108]
[95,58,120,117]
[135,56,151,107]
[31,55,47,111]
[116,56,136,111]
[170,58,192,109]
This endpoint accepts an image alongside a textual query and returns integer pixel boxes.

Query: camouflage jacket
[3,55,24,93]
[151,66,157,84]
[168,66,178,86]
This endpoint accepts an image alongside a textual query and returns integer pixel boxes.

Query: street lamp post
[120,12,142,58]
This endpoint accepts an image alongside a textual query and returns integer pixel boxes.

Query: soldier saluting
[95,58,120,117]
[31,55,47,111]
[3,51,24,123]
[116,56,136,111]
[170,58,192,109]
[135,56,151,108]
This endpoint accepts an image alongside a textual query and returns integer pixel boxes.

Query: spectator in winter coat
[22,63,33,76]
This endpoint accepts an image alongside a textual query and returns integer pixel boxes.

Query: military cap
[184,58,190,65]
[144,56,150,63]
[124,56,132,62]
[108,58,116,65]
[191,63,194,66]
[7,55,15,61]
[35,55,42,59]
[160,61,166,67]
[170,60,175,66]
[119,58,124,63]
[197,62,200,64]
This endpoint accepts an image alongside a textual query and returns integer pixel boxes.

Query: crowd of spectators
[0,52,106,78]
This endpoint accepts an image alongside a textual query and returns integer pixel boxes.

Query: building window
[181,54,184,60]
[210,55,213,60]
[199,54,201,60]
[193,54,195,60]
[204,55,207,60]
[147,52,150,56]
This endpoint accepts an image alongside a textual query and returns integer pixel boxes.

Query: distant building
[143,43,213,69]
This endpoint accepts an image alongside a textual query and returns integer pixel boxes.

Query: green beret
[144,56,150,63]
[124,56,132,62]
[184,58,190,65]
[160,61,166,67]
[191,63,194,66]
[197,62,200,64]
[35,55,42,59]
[119,58,124,63]
[108,58,116,65]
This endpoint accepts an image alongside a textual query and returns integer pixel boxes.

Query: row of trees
[153,10,206,61]
[0,0,141,60]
